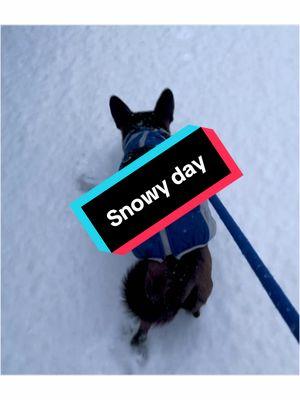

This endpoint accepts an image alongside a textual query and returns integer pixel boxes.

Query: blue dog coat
[120,126,170,169]
[120,126,216,260]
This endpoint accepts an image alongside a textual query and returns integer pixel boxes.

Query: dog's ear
[154,88,174,125]
[109,95,132,130]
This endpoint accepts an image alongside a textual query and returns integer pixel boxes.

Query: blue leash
[209,194,299,342]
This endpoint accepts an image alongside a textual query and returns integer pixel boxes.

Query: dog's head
[109,88,174,140]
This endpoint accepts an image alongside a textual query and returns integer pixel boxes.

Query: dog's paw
[130,331,147,347]
[76,174,98,192]
[130,332,148,365]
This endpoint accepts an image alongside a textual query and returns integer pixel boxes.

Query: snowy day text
[107,155,206,227]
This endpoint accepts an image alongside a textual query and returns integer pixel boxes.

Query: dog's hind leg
[182,286,205,317]
[182,246,213,317]
[130,320,152,347]
[193,246,213,316]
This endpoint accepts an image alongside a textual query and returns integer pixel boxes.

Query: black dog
[110,89,215,346]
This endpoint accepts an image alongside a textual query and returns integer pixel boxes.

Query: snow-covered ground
[2,25,299,374]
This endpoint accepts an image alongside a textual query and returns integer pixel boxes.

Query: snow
[2,25,299,374]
